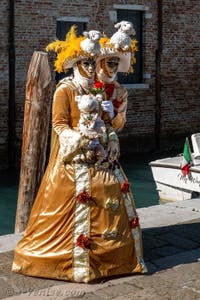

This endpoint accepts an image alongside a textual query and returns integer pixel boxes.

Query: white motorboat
[150,133,200,202]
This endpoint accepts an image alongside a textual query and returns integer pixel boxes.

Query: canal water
[0,153,162,236]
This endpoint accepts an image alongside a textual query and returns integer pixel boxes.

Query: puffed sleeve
[52,83,89,162]
[111,84,128,132]
[52,84,71,135]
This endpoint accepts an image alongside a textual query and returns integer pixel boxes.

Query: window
[116,10,143,84]
[55,18,88,83]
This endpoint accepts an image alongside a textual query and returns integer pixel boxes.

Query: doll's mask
[77,58,96,79]
[101,57,120,78]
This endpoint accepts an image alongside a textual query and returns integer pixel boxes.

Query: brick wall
[160,0,200,149]
[0,0,9,168]
[0,0,200,167]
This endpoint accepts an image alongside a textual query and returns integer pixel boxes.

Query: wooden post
[15,51,52,233]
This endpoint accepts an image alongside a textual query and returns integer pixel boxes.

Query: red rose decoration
[121,180,130,193]
[130,216,139,229]
[76,234,90,249]
[104,83,115,98]
[77,190,92,204]
[94,81,104,89]
[90,81,104,95]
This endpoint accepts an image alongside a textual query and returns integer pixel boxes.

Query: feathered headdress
[46,26,96,73]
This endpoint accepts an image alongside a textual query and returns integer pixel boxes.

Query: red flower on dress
[76,234,90,249]
[130,216,139,229]
[121,180,130,193]
[77,190,92,204]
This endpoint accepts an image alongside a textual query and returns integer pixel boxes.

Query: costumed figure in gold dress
[12,25,147,283]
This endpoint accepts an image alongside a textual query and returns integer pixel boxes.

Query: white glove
[107,140,120,162]
[101,100,115,119]
[107,131,119,162]
[87,138,100,150]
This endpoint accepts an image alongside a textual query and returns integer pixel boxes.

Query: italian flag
[181,138,191,176]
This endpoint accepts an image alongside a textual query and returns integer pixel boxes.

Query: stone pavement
[0,199,200,300]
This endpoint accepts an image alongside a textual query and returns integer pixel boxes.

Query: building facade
[0,0,200,168]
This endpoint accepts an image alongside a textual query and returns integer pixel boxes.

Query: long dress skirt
[12,81,147,283]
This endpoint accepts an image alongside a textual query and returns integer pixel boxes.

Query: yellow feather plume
[129,39,138,73]
[46,26,88,73]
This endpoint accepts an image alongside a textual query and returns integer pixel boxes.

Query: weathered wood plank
[15,51,52,233]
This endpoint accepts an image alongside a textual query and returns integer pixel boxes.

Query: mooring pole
[15,51,52,233]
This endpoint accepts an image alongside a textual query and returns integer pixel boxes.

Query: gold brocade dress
[12,79,147,283]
